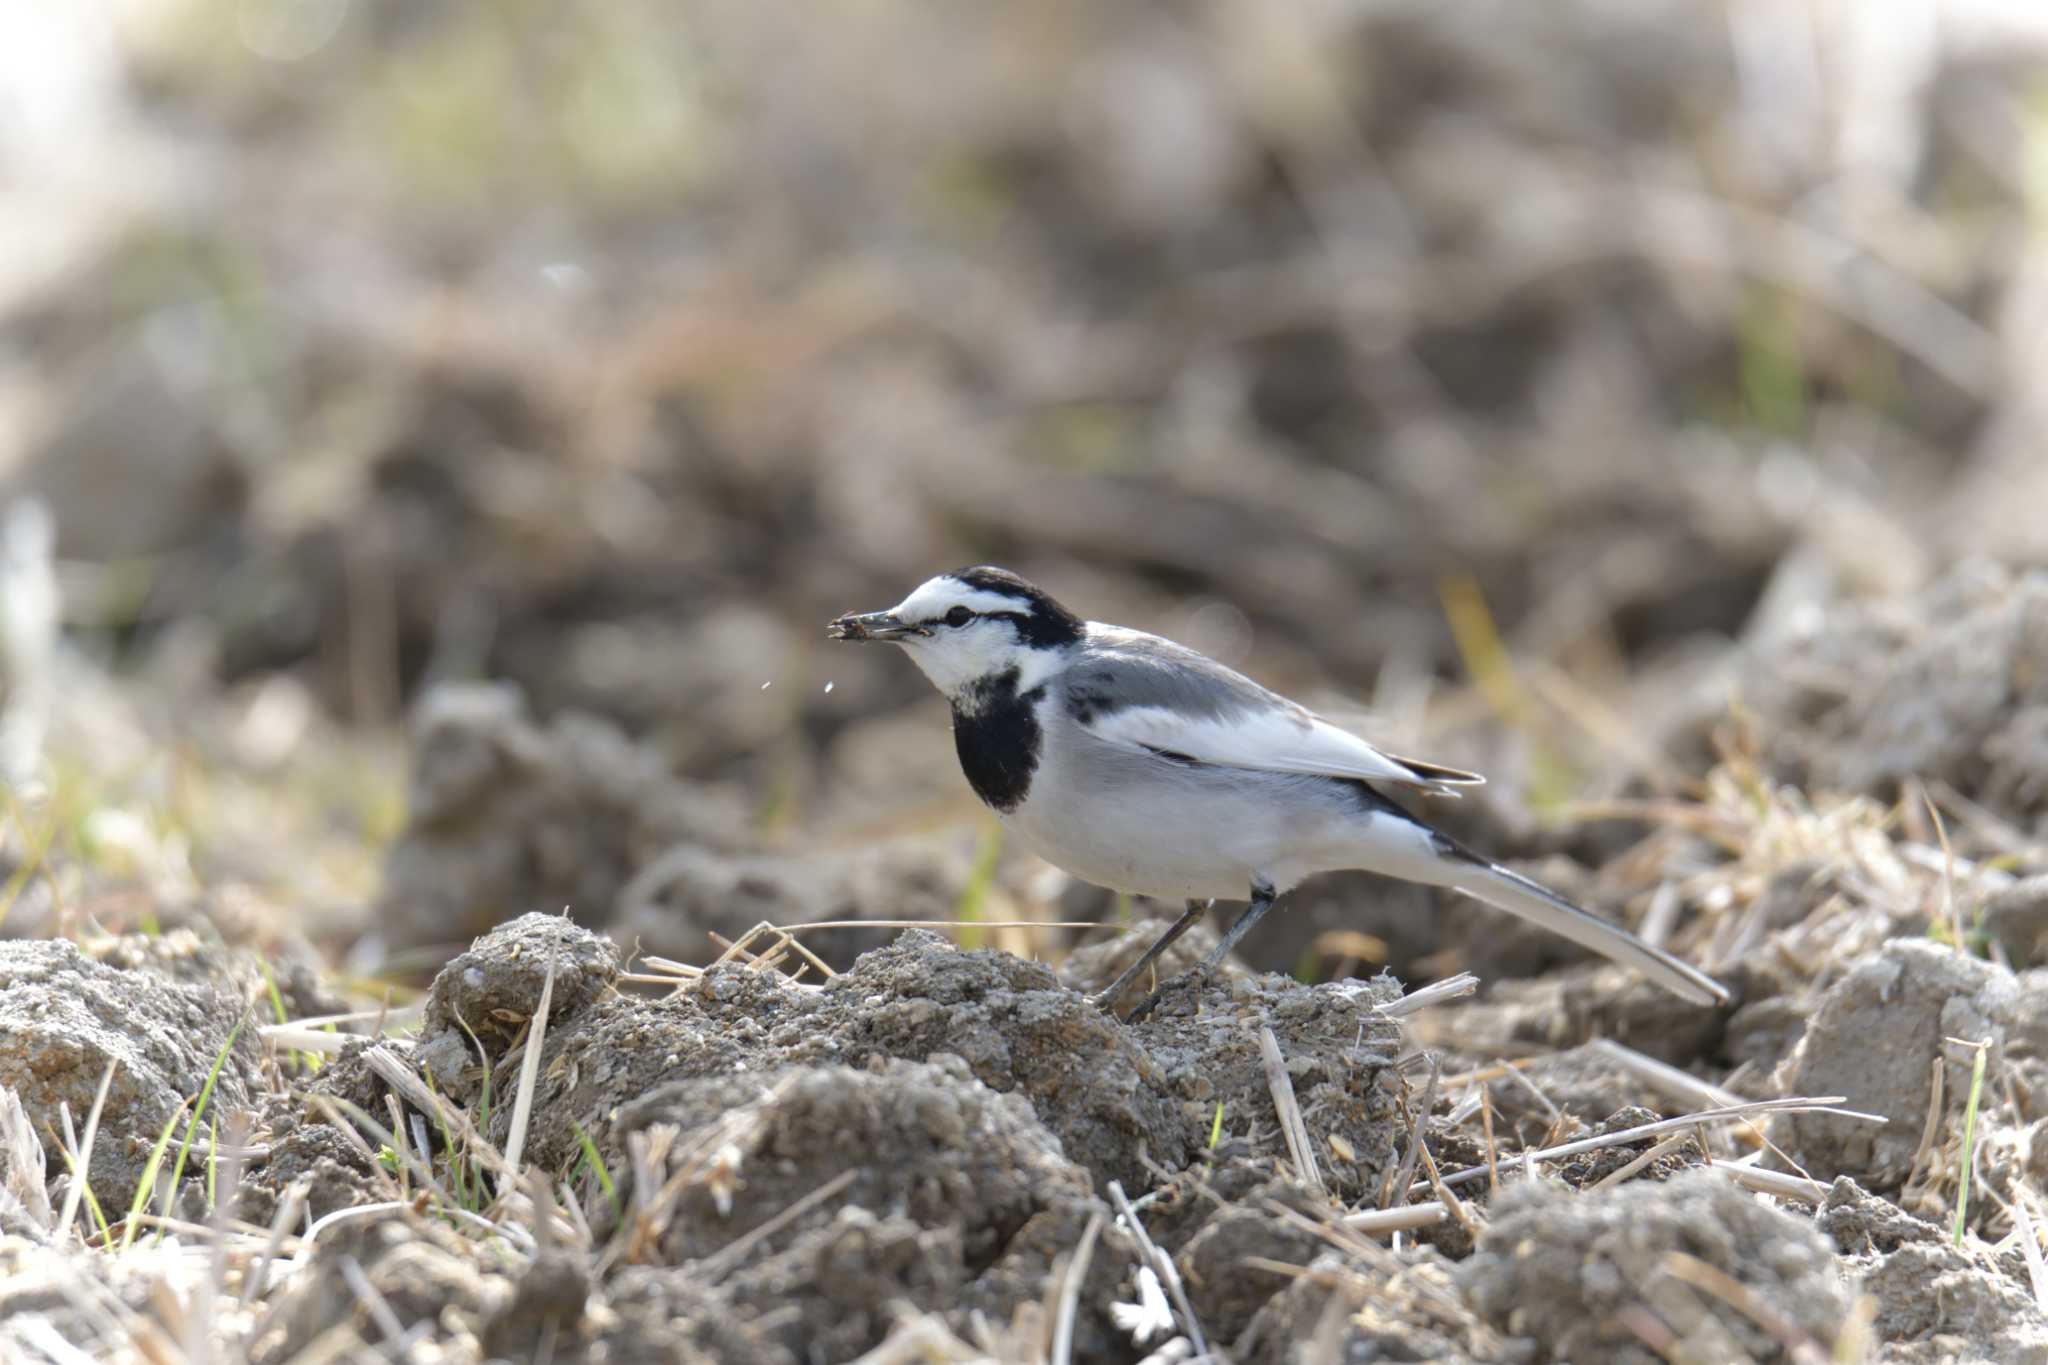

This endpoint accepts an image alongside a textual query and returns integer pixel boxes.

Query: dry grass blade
[1586,1040,1745,1114]
[0,1084,53,1234]
[1905,1055,1946,1196]
[1378,972,1479,1018]
[1919,782,1964,955]
[1050,1211,1104,1365]
[697,1167,857,1282]
[1481,1085,1500,1194]
[1589,1133,1697,1192]
[1107,1179,1208,1359]
[1498,1060,1561,1123]
[56,1058,117,1242]
[1661,1251,1830,1365]
[360,1045,517,1181]
[1426,1097,1883,1194]
[2011,1194,2048,1312]
[259,1001,425,1054]
[339,1253,410,1348]
[1340,1201,1447,1235]
[1384,1058,1440,1209]
[289,1198,534,1273]
[1259,1026,1324,1197]
[12,1314,102,1365]
[242,1177,308,1307]
[847,1314,984,1365]
[1714,1163,1828,1205]
[769,918,1104,934]
[1415,1139,1475,1232]
[503,952,558,1177]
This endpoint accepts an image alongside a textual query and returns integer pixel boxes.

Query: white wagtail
[830,567,1729,1016]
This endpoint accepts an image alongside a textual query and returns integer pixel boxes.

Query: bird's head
[829,566,1084,698]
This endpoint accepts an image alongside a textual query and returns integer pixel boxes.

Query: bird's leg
[1126,877,1278,1023]
[1093,899,1211,1011]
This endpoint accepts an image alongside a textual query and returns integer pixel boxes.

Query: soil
[9,1,2048,1361]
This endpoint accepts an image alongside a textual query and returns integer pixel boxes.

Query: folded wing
[1070,628,1484,794]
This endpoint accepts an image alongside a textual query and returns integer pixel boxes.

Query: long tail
[1443,857,1729,1007]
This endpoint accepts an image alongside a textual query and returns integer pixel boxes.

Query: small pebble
[824,681,835,693]
[761,680,772,690]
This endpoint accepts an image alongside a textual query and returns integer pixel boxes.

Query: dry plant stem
[2010,1195,2048,1311]
[56,1058,117,1241]
[1259,1026,1325,1197]
[1589,1133,1697,1192]
[1587,1040,1745,1114]
[1384,1058,1440,1209]
[1714,1162,1828,1204]
[361,1045,517,1181]
[1499,1060,1561,1122]
[1107,1179,1208,1360]
[309,1095,421,1205]
[697,1168,858,1282]
[847,1315,983,1365]
[1424,1097,1882,1195]
[1341,1201,1447,1235]
[776,918,1104,934]
[243,1178,307,1306]
[1921,786,1965,954]
[1613,1304,1685,1362]
[260,1001,426,1055]
[1377,972,1479,1017]
[1905,1056,1946,1196]
[288,1199,533,1273]
[503,952,558,1177]
[1415,1140,1473,1231]
[339,1253,410,1349]
[1662,1252,1830,1365]
[1050,1212,1104,1365]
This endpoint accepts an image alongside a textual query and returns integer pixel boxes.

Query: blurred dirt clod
[1679,564,2048,835]
[378,681,748,958]
[1460,1168,1852,1363]
[612,1057,1122,1361]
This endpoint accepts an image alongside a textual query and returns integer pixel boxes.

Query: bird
[828,566,1729,1017]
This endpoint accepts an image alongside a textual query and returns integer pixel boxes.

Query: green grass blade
[160,1011,249,1234]
[122,1101,191,1249]
[55,1143,111,1242]
[570,1120,621,1224]
[955,824,1003,951]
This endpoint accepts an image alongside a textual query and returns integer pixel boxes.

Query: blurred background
[5,0,2048,985]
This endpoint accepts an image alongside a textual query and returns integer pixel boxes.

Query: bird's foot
[1089,984,1131,1014]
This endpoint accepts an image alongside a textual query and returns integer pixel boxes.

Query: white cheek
[902,625,1014,695]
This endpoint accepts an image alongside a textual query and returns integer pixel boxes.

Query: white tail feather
[1448,862,1730,1007]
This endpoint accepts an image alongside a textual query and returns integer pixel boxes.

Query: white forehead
[890,575,1032,621]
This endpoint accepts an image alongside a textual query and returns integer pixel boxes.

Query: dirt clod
[378,682,748,957]
[611,1056,1120,1361]
[0,936,261,1212]
[1778,938,2015,1188]
[422,910,621,1050]
[1461,1169,1851,1363]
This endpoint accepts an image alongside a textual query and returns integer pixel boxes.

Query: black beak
[828,610,925,642]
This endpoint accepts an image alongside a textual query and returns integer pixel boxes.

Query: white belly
[1001,735,1378,902]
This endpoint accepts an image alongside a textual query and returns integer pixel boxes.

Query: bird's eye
[944,606,974,628]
